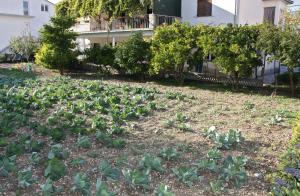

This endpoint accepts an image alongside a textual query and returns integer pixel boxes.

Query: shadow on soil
[66,72,300,99]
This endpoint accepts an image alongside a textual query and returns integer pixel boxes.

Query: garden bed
[0,68,299,195]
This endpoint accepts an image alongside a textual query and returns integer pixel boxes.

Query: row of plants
[270,113,300,195]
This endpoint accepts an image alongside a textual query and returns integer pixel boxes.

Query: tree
[258,11,300,96]
[9,29,39,62]
[56,0,152,42]
[151,22,203,84]
[202,25,261,85]
[115,32,150,76]
[35,15,77,75]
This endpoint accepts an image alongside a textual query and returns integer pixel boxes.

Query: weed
[44,158,67,181]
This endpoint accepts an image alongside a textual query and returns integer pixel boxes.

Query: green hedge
[277,72,300,86]
[271,114,300,195]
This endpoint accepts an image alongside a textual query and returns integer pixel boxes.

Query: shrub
[84,45,116,69]
[200,24,261,84]
[35,15,77,75]
[0,54,5,63]
[115,32,150,75]
[277,72,300,86]
[44,158,67,181]
[151,22,203,84]
[271,114,300,195]
[9,29,39,62]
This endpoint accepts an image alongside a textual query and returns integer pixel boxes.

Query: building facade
[74,0,293,50]
[0,0,55,53]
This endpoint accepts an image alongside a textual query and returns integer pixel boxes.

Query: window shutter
[197,0,212,17]
[264,7,276,24]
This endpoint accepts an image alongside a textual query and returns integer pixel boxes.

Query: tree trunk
[288,68,295,97]
[261,55,266,83]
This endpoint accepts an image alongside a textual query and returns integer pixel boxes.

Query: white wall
[181,0,236,25]
[238,0,288,25]
[0,0,55,51]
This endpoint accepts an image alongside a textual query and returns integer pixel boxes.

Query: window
[41,4,49,12]
[23,1,29,16]
[197,0,212,17]
[264,7,276,24]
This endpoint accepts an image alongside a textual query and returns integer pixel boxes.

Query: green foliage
[151,22,203,83]
[9,29,39,61]
[18,168,36,188]
[96,179,115,196]
[41,178,55,196]
[159,147,181,161]
[72,157,86,167]
[48,144,69,160]
[96,132,126,149]
[72,173,91,195]
[0,155,17,177]
[138,154,164,173]
[6,142,24,156]
[49,128,66,142]
[219,155,248,188]
[84,45,116,71]
[197,148,221,173]
[204,127,244,150]
[243,101,255,110]
[76,135,92,149]
[172,166,200,187]
[123,169,150,189]
[270,114,300,195]
[44,158,67,181]
[35,15,77,74]
[201,25,261,81]
[115,32,150,75]
[30,152,43,165]
[175,112,189,123]
[155,184,174,196]
[99,160,121,181]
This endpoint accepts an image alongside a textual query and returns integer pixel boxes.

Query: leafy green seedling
[155,184,174,196]
[138,154,164,174]
[18,168,36,188]
[172,166,200,187]
[123,169,150,189]
[76,135,92,149]
[72,173,91,195]
[44,158,67,181]
[159,147,181,161]
[99,160,121,181]
[48,144,69,160]
[96,179,115,196]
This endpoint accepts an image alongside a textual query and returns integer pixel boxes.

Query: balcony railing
[73,14,181,33]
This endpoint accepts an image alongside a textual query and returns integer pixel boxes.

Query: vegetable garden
[0,68,299,195]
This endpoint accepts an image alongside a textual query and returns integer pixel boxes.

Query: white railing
[73,14,181,33]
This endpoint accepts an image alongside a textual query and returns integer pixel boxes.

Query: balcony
[73,14,181,33]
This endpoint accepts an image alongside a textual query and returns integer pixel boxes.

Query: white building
[0,0,55,53]
[74,0,293,49]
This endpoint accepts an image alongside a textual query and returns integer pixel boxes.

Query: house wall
[0,0,55,51]
[238,0,288,25]
[181,0,236,25]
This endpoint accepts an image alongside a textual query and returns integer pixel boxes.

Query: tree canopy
[56,0,152,21]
